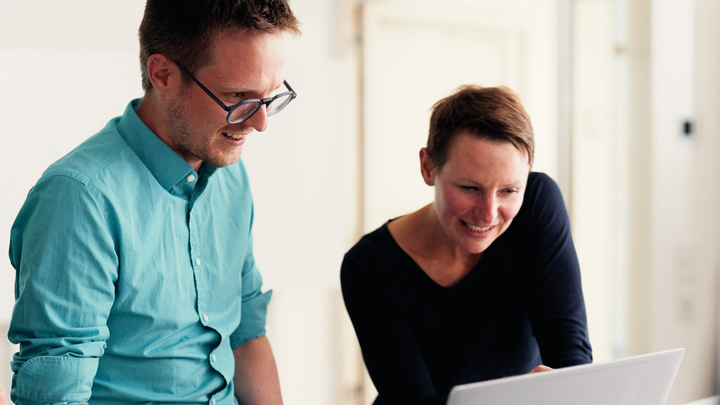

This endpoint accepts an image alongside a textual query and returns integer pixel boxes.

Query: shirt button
[203,314,209,322]
[195,258,201,266]
[188,175,195,182]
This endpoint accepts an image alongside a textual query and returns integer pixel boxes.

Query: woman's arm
[523,173,593,367]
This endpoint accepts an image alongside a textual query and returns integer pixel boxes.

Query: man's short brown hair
[138,0,301,91]
[426,85,535,169]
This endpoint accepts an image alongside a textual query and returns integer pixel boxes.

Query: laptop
[447,348,685,405]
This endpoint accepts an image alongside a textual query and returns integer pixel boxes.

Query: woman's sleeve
[524,173,593,368]
[340,254,447,405]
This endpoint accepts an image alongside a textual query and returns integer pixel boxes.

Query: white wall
[573,1,720,403]
[571,0,617,362]
[643,0,720,403]
[569,2,720,403]
[360,0,561,232]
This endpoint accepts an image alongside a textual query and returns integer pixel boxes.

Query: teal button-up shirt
[8,99,271,405]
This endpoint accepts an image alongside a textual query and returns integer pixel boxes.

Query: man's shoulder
[42,118,132,187]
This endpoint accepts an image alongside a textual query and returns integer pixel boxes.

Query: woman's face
[421,133,530,255]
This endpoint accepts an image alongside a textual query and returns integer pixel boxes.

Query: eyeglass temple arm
[175,61,232,112]
[284,80,296,96]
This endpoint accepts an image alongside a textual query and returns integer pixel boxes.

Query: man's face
[165,30,286,170]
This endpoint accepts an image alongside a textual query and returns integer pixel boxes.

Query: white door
[361,0,560,233]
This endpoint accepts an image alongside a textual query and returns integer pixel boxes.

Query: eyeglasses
[175,61,297,124]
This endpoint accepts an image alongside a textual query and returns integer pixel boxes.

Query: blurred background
[1,0,719,404]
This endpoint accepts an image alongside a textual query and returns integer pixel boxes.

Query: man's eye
[460,186,477,192]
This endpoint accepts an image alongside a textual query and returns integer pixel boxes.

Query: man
[8,1,300,404]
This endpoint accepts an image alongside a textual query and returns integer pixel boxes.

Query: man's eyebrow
[225,81,284,95]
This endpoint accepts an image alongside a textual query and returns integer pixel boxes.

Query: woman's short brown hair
[426,85,534,169]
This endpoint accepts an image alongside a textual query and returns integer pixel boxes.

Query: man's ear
[146,54,179,94]
[420,148,436,186]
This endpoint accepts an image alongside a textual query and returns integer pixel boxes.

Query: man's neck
[136,91,164,141]
[136,91,202,172]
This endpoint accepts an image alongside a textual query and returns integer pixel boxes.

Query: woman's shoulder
[341,220,421,305]
[344,217,430,280]
[342,221,403,273]
[523,172,566,211]
[512,171,571,239]
[527,171,559,192]
[346,220,393,255]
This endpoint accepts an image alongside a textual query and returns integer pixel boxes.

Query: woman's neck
[389,204,481,287]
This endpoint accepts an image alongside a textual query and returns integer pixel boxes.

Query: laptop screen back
[447,348,684,405]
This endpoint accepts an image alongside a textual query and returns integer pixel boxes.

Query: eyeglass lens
[228,93,294,124]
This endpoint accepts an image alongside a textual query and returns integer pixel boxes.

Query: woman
[341,85,592,405]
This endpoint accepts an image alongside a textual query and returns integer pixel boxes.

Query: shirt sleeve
[229,224,271,349]
[523,173,593,367]
[341,255,447,405]
[9,173,117,405]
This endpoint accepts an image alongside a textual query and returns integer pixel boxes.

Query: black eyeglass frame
[174,61,297,124]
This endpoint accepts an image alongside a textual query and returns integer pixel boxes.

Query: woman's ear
[420,148,435,186]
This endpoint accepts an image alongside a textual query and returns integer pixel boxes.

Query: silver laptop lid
[447,348,684,405]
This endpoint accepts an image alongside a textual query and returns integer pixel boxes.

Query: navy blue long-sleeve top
[340,172,592,405]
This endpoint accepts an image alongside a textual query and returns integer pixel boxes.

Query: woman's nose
[474,195,498,224]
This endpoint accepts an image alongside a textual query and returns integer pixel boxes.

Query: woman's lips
[462,220,494,233]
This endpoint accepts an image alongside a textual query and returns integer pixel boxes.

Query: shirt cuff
[12,355,98,405]
[230,290,273,349]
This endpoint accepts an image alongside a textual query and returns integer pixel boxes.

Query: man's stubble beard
[166,94,242,169]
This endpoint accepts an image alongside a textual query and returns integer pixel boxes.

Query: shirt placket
[186,170,227,394]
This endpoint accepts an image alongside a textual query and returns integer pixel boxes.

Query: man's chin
[205,151,243,168]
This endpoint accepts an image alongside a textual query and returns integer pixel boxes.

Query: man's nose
[243,104,269,132]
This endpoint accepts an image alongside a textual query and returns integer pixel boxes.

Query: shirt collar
[116,99,217,193]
